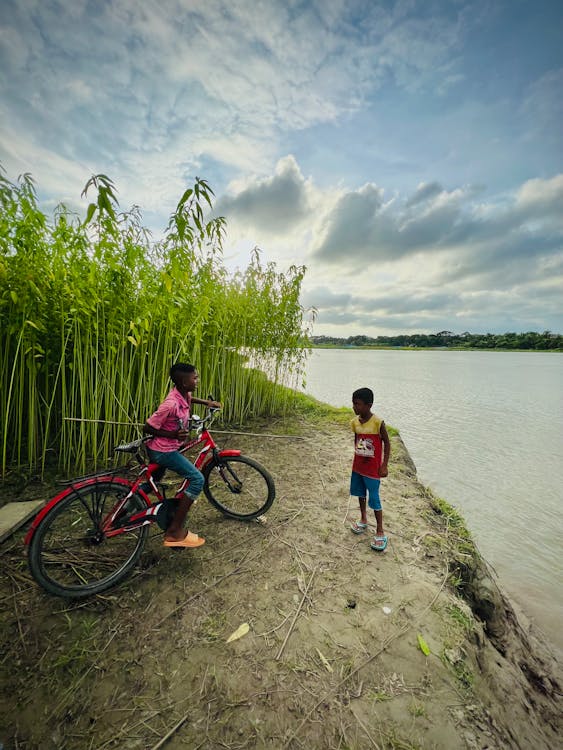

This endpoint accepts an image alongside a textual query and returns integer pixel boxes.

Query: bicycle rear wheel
[203,455,275,520]
[28,481,149,598]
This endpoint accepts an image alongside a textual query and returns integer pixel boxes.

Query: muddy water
[302,349,563,656]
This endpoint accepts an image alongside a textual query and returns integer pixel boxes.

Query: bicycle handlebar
[189,406,219,432]
[191,394,220,425]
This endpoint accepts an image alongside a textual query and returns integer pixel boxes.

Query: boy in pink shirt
[144,363,221,548]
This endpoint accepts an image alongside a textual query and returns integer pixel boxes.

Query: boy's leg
[350,472,368,533]
[374,508,384,537]
[367,479,387,551]
[358,496,368,525]
[149,450,205,542]
[166,495,194,540]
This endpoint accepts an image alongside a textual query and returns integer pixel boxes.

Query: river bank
[0,406,560,749]
[301,348,563,655]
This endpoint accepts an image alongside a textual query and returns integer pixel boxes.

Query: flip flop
[371,535,388,552]
[350,521,368,534]
[163,531,205,548]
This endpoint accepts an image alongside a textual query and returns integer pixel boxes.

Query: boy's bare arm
[192,397,222,408]
[380,422,391,477]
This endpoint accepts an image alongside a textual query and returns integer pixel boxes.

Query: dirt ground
[0,409,561,749]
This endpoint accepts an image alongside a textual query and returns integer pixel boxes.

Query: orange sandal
[163,531,205,548]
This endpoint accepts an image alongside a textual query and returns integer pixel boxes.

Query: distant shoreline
[311,344,563,352]
[310,330,563,352]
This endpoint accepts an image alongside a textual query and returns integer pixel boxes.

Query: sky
[1,0,562,337]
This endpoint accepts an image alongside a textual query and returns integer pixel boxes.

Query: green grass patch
[428,496,473,545]
[446,602,473,632]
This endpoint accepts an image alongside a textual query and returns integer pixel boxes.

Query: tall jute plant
[0,168,310,475]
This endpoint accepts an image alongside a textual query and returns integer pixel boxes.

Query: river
[302,349,563,656]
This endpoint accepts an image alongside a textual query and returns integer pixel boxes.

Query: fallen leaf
[315,648,333,673]
[226,623,250,643]
[417,633,431,656]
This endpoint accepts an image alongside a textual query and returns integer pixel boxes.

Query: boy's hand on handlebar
[207,400,221,409]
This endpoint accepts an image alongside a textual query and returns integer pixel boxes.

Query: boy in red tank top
[349,387,391,551]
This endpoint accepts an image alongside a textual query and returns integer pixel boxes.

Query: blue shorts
[146,448,204,501]
[350,472,381,511]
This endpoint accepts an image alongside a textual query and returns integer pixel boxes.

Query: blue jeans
[144,448,204,501]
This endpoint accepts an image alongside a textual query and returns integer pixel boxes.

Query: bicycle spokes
[74,482,118,528]
[28,483,149,597]
[204,456,275,520]
[218,463,243,494]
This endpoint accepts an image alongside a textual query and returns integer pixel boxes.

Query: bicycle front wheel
[28,481,149,598]
[203,455,275,520]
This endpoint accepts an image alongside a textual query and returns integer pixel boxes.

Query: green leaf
[417,633,431,656]
[10,290,17,304]
[85,203,97,225]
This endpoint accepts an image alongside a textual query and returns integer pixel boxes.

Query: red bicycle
[25,407,275,598]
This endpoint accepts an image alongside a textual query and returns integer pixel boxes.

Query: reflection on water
[303,349,563,655]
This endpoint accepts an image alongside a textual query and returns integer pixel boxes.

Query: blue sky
[1,0,562,336]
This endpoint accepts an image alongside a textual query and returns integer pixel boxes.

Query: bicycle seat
[114,438,144,453]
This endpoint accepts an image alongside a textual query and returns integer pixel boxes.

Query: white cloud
[515,174,563,221]
[216,156,315,234]
[310,175,563,280]
[0,0,473,219]
[215,162,562,334]
[406,181,444,207]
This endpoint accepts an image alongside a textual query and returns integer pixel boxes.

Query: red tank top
[351,414,383,479]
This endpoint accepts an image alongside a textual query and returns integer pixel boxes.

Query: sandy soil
[0,409,561,749]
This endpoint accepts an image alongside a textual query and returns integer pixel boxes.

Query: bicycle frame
[24,415,241,545]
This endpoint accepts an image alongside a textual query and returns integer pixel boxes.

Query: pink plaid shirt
[145,388,192,453]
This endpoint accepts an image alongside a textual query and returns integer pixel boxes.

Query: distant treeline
[311,331,563,350]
